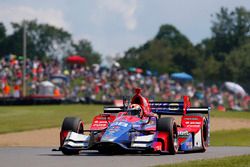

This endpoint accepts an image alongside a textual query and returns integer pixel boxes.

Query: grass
[0,105,249,134]
[211,110,250,120]
[155,154,250,167]
[0,104,103,134]
[211,129,250,146]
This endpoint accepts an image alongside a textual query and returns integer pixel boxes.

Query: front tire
[61,117,84,155]
[61,117,84,133]
[157,117,178,155]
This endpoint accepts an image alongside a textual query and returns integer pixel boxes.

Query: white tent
[39,81,55,87]
[38,81,55,95]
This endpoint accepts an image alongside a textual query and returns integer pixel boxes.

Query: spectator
[0,55,248,111]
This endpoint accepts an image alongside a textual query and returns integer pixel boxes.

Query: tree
[118,24,200,74]
[0,23,6,42]
[73,39,101,65]
[156,24,192,48]
[1,20,74,59]
[223,41,250,82]
[0,23,7,55]
[195,7,250,82]
[210,7,250,60]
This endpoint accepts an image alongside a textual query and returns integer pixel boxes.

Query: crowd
[0,55,249,111]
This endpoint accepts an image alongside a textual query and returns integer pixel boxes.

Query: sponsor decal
[184,117,199,120]
[168,103,179,110]
[111,121,129,127]
[96,117,109,120]
[186,142,192,148]
[186,121,201,125]
[94,120,108,124]
[187,125,201,128]
[132,124,141,128]
[144,124,156,129]
[178,130,190,137]
[112,125,120,129]
[92,124,107,127]
[119,122,128,127]
[107,126,120,134]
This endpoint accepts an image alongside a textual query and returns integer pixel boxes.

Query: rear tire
[61,117,84,155]
[157,117,178,155]
[200,117,208,152]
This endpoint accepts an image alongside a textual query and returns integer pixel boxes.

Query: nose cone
[101,122,132,142]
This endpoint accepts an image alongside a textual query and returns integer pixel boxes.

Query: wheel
[61,117,84,133]
[186,113,208,152]
[157,117,178,155]
[61,117,84,155]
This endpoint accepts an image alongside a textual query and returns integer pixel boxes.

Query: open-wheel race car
[56,88,210,155]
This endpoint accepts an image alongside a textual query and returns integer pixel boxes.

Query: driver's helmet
[128,104,143,117]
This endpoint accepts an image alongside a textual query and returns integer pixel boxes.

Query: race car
[56,88,210,155]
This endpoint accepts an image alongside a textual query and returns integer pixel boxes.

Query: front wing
[62,131,158,153]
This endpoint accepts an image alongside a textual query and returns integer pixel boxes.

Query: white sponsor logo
[178,130,190,136]
[111,122,128,127]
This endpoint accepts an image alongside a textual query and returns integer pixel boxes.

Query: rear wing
[150,96,210,115]
[150,96,211,146]
[104,96,211,115]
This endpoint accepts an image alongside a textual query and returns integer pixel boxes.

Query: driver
[128,104,143,118]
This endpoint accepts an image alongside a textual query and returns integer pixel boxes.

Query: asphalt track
[0,147,249,167]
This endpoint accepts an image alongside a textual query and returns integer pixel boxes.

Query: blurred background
[0,0,249,111]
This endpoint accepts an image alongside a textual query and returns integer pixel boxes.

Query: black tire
[186,113,208,152]
[97,148,122,155]
[61,117,84,133]
[61,147,80,155]
[61,117,84,155]
[157,117,178,155]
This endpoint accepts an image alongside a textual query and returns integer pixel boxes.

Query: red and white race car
[56,88,210,155]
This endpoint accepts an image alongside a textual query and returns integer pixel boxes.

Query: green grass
[211,129,250,146]
[211,110,250,120]
[0,104,103,134]
[155,154,250,167]
[0,105,249,135]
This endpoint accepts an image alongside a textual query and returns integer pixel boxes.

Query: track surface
[0,147,249,167]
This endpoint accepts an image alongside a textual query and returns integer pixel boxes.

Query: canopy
[224,82,246,96]
[113,61,120,68]
[39,81,54,87]
[171,72,193,81]
[129,67,143,73]
[66,55,86,64]
[136,68,143,73]
[146,70,152,76]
